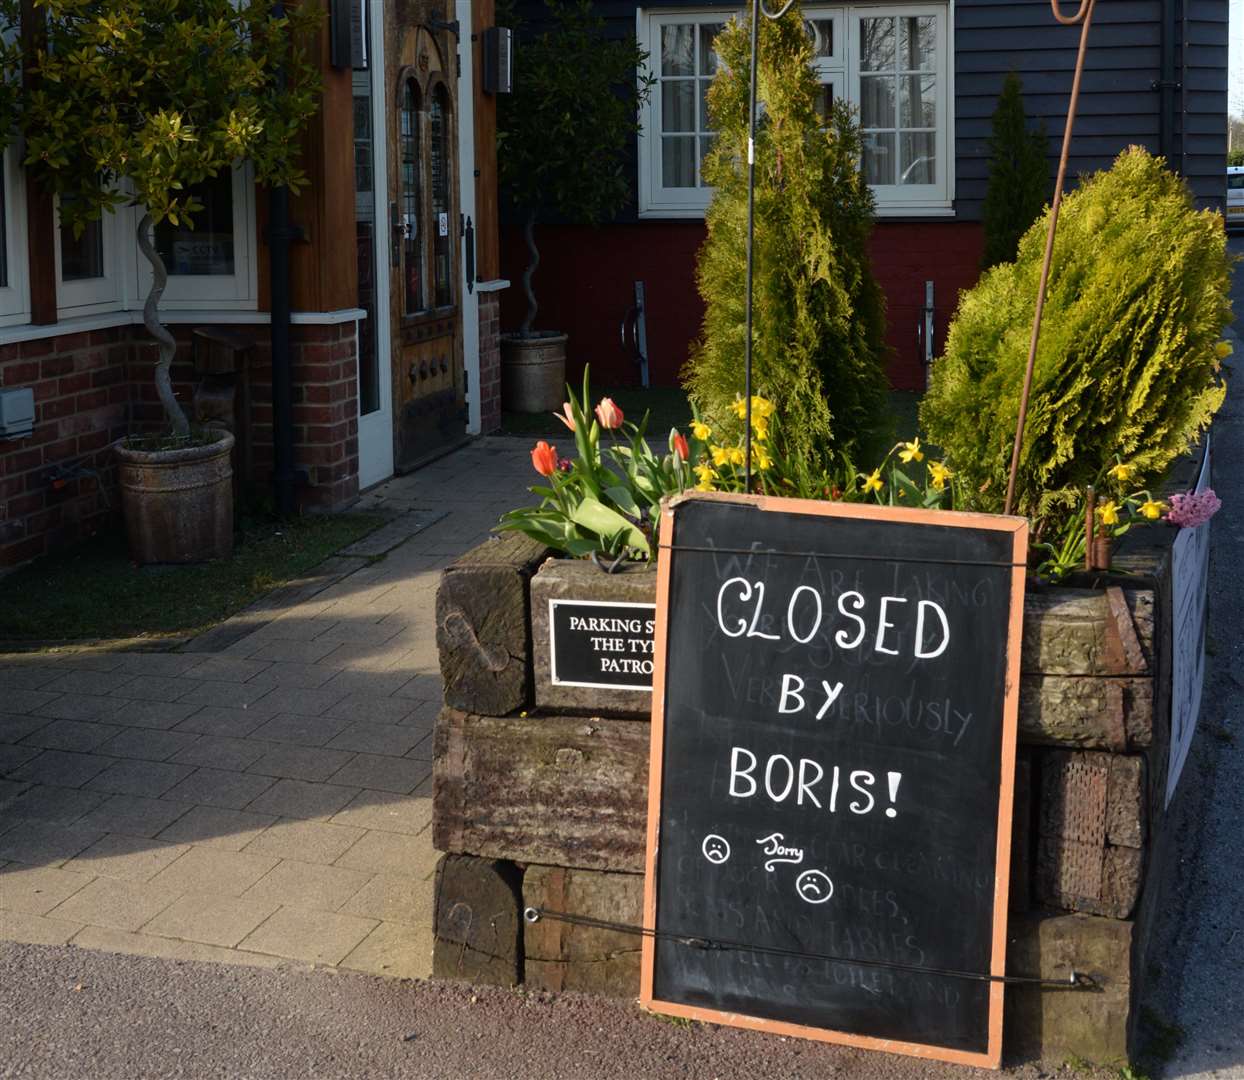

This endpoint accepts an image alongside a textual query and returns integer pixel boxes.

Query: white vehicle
[1228,165,1244,231]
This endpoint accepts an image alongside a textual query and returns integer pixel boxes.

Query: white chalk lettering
[764,754,796,803]
[874,597,908,656]
[914,600,950,659]
[778,674,806,715]
[849,770,877,815]
[729,747,758,798]
[835,591,867,649]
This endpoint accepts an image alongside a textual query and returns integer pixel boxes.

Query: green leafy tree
[921,147,1231,532]
[980,72,1050,270]
[1227,147,1244,167]
[498,0,652,334]
[0,0,323,436]
[683,7,889,469]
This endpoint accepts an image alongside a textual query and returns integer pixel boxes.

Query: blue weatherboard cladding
[955,0,1227,219]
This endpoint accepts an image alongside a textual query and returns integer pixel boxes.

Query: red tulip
[531,440,558,477]
[594,397,624,429]
[672,430,690,461]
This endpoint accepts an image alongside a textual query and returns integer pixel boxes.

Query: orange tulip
[531,440,558,477]
[672,431,690,461]
[553,403,575,431]
[594,397,624,429]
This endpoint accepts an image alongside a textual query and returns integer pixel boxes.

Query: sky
[1233,0,1244,117]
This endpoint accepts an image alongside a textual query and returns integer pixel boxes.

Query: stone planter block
[1021,586,1153,676]
[436,533,552,717]
[1006,913,1132,1064]
[432,853,523,987]
[530,558,658,717]
[1036,751,1146,919]
[1019,675,1153,750]
[523,866,644,996]
[433,708,650,871]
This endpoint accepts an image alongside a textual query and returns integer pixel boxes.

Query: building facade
[1,0,508,568]
[499,0,1228,391]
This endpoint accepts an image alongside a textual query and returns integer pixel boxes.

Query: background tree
[498,0,652,335]
[0,0,322,437]
[684,6,889,466]
[980,72,1050,269]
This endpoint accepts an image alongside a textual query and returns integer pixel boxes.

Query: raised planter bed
[429,450,1207,1065]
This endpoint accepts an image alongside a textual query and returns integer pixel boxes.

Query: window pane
[661,24,693,76]
[814,82,834,120]
[699,80,712,131]
[0,166,7,288]
[805,18,834,58]
[900,132,936,184]
[430,84,453,309]
[900,16,936,71]
[155,172,234,276]
[662,79,695,133]
[862,131,895,185]
[900,75,937,128]
[400,79,423,314]
[662,136,696,187]
[860,75,895,128]
[1230,174,1244,190]
[859,17,894,72]
[353,72,379,415]
[698,23,723,75]
[699,134,717,184]
[61,217,104,281]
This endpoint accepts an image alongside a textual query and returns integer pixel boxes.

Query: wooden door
[384,4,466,470]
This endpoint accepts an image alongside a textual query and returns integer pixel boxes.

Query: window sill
[0,307,367,347]
[638,205,958,222]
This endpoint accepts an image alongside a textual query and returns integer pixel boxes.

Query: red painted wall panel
[499,219,986,393]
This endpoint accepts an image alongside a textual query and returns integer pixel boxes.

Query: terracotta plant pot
[501,332,567,413]
[115,430,235,564]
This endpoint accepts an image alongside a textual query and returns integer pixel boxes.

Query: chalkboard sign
[549,599,657,691]
[640,493,1027,1068]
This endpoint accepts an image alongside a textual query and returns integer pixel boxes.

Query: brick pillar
[478,293,502,435]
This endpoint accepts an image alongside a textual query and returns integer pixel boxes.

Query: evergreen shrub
[980,72,1050,270]
[683,7,889,467]
[921,147,1231,531]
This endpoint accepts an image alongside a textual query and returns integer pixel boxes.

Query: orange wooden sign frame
[640,492,1028,1070]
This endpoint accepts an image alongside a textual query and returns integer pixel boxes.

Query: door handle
[390,202,401,267]
[463,215,475,294]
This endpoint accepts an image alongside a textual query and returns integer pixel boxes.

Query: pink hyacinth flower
[1164,488,1222,528]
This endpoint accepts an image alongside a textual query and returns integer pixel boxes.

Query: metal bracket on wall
[620,281,650,389]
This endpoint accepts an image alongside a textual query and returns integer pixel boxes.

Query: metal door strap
[523,907,1093,990]
[656,544,1029,569]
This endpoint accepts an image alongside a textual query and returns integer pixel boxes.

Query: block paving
[0,438,551,980]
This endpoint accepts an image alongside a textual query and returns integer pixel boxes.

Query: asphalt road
[1139,234,1244,1080]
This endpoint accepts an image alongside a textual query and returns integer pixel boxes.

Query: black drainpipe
[1157,0,1177,163]
[270,1,295,517]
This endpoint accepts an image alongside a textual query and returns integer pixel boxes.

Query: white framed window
[0,144,31,326]
[637,3,952,218]
[55,194,123,315]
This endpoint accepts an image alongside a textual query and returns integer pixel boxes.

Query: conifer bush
[921,147,1231,531]
[683,8,889,467]
[980,72,1050,270]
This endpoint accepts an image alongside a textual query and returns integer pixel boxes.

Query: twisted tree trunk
[519,209,539,336]
[136,212,188,437]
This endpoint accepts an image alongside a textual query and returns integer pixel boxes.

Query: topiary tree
[498,0,652,335]
[921,147,1231,532]
[980,72,1050,270]
[0,0,322,437]
[683,6,889,468]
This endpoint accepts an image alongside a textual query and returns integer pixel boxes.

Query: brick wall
[1,319,362,569]
[0,327,132,567]
[479,293,502,435]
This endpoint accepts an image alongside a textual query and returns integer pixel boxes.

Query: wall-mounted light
[482,27,512,94]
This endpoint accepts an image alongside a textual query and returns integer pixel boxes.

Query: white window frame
[131,162,258,309]
[636,2,954,219]
[54,195,124,316]
[0,143,31,327]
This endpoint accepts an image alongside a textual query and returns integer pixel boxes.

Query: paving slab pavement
[0,436,554,979]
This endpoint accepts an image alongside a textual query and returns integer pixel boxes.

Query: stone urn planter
[500,332,567,414]
[116,429,235,564]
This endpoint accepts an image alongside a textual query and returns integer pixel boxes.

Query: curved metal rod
[759,0,797,19]
[1004,0,1097,515]
[1050,0,1092,26]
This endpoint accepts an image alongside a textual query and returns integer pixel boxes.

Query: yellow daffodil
[1140,499,1164,520]
[691,420,712,441]
[752,395,775,419]
[728,446,746,467]
[898,438,923,464]
[1097,500,1121,526]
[751,414,769,441]
[862,469,884,494]
[1215,341,1233,359]
[755,444,773,471]
[693,463,717,492]
[1108,462,1134,483]
[730,397,748,420]
[928,461,953,491]
[710,444,730,468]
